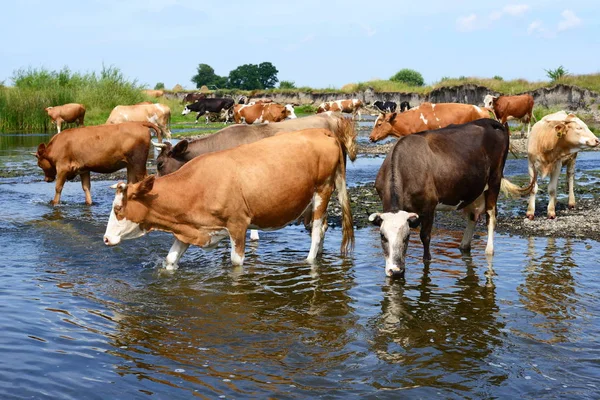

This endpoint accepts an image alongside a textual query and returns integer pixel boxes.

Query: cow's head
[152,140,189,176]
[103,176,154,246]
[369,112,397,142]
[34,143,57,182]
[316,103,329,114]
[284,104,297,119]
[483,94,497,108]
[181,106,191,116]
[369,211,420,277]
[557,114,600,149]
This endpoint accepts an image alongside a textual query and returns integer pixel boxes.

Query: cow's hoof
[548,215,556,220]
[568,204,575,210]
[526,214,534,220]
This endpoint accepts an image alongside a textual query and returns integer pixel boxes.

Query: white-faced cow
[369,119,533,277]
[45,103,86,133]
[373,101,397,113]
[104,128,355,269]
[182,98,235,124]
[34,122,159,205]
[106,103,171,140]
[233,102,296,124]
[484,94,535,137]
[369,102,492,142]
[317,99,363,118]
[524,111,600,219]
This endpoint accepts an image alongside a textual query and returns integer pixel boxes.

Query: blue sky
[1,0,598,89]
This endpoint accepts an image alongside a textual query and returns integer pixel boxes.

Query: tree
[279,80,296,89]
[257,62,278,89]
[228,64,262,90]
[191,63,225,89]
[154,82,165,90]
[390,69,425,86]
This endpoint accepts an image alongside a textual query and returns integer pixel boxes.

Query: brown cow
[106,103,170,140]
[317,99,363,118]
[34,122,159,205]
[181,92,206,104]
[484,94,535,137]
[233,102,297,124]
[45,103,86,133]
[525,111,600,219]
[369,102,492,142]
[103,128,355,269]
[142,89,164,98]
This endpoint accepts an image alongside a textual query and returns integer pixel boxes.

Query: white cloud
[527,20,544,35]
[359,23,376,37]
[456,14,479,32]
[490,4,530,20]
[558,9,582,31]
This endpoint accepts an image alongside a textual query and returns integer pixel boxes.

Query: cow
[106,103,171,140]
[373,101,397,113]
[182,92,206,104]
[103,128,355,270]
[182,98,235,124]
[33,122,159,205]
[152,112,357,241]
[142,89,164,98]
[400,101,411,112]
[44,103,86,133]
[368,119,533,277]
[233,102,296,124]
[484,94,535,137]
[317,99,363,118]
[369,102,492,142]
[524,111,600,219]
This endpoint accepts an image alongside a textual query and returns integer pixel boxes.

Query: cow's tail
[334,116,358,162]
[501,172,536,198]
[140,122,163,143]
[334,143,355,256]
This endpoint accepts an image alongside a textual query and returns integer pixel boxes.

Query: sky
[1,0,598,90]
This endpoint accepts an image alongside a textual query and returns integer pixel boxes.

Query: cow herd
[35,93,599,278]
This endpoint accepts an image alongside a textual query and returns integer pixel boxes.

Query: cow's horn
[151,141,167,148]
[30,152,37,156]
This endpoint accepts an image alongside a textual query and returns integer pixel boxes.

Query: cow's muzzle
[385,265,405,278]
[103,235,121,246]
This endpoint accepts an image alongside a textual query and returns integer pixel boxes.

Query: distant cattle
[484,94,535,137]
[524,111,600,219]
[369,119,532,277]
[182,98,235,124]
[233,102,296,124]
[400,101,411,112]
[142,89,164,98]
[106,103,171,140]
[317,99,363,118]
[182,92,206,104]
[45,103,86,133]
[34,122,159,205]
[103,128,356,269]
[369,102,492,142]
[373,101,397,113]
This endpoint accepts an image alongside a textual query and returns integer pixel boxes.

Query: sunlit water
[1,130,599,399]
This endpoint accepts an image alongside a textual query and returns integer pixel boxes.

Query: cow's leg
[162,238,190,270]
[547,162,562,219]
[227,224,248,266]
[80,171,92,205]
[526,161,538,220]
[485,204,498,255]
[51,172,68,205]
[459,212,477,252]
[250,230,260,241]
[56,118,63,133]
[566,156,577,209]
[419,212,434,261]
[307,187,333,262]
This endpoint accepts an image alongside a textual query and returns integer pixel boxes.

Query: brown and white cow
[106,103,171,140]
[317,99,363,118]
[103,128,355,269]
[142,89,164,98]
[525,111,600,219]
[233,102,296,124]
[34,122,159,205]
[369,119,532,277]
[45,103,86,133]
[369,102,492,142]
[484,94,535,137]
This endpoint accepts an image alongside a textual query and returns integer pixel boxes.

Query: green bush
[279,80,296,89]
[390,69,425,87]
[545,66,569,82]
[154,82,165,90]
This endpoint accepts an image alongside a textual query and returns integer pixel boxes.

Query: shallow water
[1,132,600,399]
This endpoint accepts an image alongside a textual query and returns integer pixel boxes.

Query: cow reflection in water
[517,237,577,344]
[370,255,505,387]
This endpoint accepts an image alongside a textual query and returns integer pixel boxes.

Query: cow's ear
[172,140,188,156]
[555,123,566,138]
[36,143,46,157]
[407,213,420,228]
[388,112,397,124]
[135,175,155,197]
[368,213,383,227]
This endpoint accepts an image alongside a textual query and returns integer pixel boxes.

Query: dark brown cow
[182,92,206,104]
[369,119,532,277]
[484,94,535,137]
[104,128,355,269]
[369,102,492,142]
[45,103,86,133]
[34,122,159,205]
